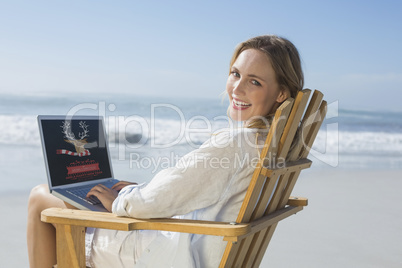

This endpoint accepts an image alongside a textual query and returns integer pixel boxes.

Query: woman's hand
[86,181,138,212]
[111,181,138,192]
[87,184,119,212]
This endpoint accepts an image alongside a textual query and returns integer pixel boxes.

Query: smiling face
[226,49,288,123]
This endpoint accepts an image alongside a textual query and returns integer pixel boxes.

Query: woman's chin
[229,112,243,122]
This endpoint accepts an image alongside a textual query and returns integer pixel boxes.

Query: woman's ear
[276,88,290,103]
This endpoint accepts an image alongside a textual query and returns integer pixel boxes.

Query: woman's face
[226,49,287,123]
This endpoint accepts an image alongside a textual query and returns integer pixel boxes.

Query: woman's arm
[112,131,247,219]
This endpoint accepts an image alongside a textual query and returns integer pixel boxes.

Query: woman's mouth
[232,98,252,110]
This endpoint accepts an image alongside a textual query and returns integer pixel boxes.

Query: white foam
[2,114,402,162]
[0,115,40,146]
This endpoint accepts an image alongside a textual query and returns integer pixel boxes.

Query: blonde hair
[229,35,304,129]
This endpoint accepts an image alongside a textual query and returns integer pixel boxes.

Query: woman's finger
[112,181,137,191]
[87,185,106,197]
[85,186,118,212]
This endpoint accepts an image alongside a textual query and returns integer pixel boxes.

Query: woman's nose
[233,80,246,95]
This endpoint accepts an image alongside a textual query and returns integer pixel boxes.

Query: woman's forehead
[233,49,274,77]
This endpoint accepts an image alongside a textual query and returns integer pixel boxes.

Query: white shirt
[86,128,263,268]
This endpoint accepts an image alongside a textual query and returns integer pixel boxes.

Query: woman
[27,34,304,268]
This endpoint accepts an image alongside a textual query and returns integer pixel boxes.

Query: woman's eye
[251,80,261,86]
[231,72,240,78]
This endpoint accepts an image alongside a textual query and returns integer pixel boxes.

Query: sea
[1,92,401,194]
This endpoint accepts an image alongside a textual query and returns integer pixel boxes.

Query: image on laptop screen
[40,117,112,187]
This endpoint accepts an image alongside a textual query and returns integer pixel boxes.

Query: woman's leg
[27,184,69,268]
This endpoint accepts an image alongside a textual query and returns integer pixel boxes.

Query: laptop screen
[39,116,113,187]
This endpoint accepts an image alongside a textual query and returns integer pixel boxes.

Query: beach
[264,168,402,267]
[1,0,401,266]
[1,93,402,267]
[2,167,402,267]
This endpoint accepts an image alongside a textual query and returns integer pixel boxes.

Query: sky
[0,0,401,111]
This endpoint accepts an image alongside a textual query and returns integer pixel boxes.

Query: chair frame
[42,89,327,268]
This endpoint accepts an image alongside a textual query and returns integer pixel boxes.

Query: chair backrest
[219,89,327,267]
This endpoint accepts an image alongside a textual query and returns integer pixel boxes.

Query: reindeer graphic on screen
[57,121,91,157]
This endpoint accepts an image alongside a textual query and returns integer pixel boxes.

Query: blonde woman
[27,34,304,268]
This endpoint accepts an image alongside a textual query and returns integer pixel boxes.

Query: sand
[1,168,402,267]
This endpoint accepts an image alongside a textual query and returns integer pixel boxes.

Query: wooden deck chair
[41,89,327,268]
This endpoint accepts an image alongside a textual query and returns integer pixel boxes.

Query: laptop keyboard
[67,186,102,205]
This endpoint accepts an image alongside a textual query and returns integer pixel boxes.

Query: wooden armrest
[42,195,307,242]
[260,158,312,177]
[287,196,308,207]
[41,208,250,238]
[223,205,303,242]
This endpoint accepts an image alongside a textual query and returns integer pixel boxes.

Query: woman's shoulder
[200,127,265,151]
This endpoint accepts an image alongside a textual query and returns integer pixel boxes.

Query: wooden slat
[265,173,289,213]
[277,101,328,213]
[275,97,327,212]
[246,97,296,226]
[287,90,324,161]
[277,101,328,209]
[230,172,281,267]
[260,158,312,177]
[252,95,327,267]
[239,90,312,267]
[250,174,279,221]
[55,224,85,268]
[277,89,311,158]
[259,167,273,177]
[260,91,313,217]
[235,99,294,224]
[248,91,325,267]
[219,239,238,268]
[241,174,290,267]
[223,205,303,242]
[300,100,328,159]
[287,196,308,207]
[260,98,295,163]
[221,99,294,267]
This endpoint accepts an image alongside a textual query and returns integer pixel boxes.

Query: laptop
[38,115,119,212]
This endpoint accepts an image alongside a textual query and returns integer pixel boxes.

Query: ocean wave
[105,117,227,147]
[312,128,402,156]
[0,115,225,148]
[1,113,402,158]
[0,115,40,146]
